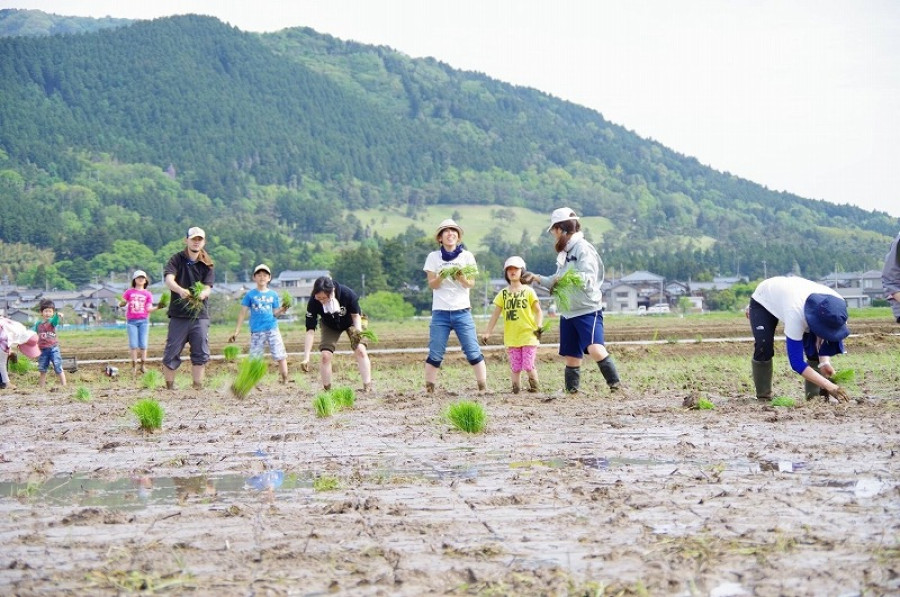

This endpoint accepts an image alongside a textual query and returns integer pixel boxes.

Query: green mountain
[0,11,896,296]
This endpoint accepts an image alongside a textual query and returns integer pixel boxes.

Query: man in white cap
[161,226,214,390]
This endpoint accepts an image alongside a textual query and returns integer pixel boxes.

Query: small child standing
[481,256,543,393]
[121,270,158,374]
[34,299,67,387]
[229,264,290,383]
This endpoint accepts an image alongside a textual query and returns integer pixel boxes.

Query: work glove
[228,334,237,343]
[348,328,362,343]
[520,270,535,285]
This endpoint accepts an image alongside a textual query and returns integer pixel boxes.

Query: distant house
[606,282,642,313]
[277,270,331,305]
[819,270,879,308]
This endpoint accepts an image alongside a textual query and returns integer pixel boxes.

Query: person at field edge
[423,218,487,393]
[523,207,621,394]
[229,264,290,383]
[162,226,214,391]
[300,276,373,392]
[34,299,67,387]
[881,229,900,324]
[481,255,543,394]
[120,269,158,374]
[0,316,40,390]
[746,275,851,402]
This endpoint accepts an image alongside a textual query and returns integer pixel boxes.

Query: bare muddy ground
[1,336,898,596]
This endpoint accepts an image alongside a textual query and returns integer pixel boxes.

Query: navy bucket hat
[804,293,850,343]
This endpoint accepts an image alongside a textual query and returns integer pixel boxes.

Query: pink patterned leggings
[507,345,537,373]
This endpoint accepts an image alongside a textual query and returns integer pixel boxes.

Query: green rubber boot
[805,359,823,400]
[751,359,773,400]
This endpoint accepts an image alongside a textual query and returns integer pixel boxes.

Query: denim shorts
[38,345,63,374]
[426,309,484,367]
[127,318,150,350]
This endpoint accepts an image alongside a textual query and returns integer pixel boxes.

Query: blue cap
[804,293,850,343]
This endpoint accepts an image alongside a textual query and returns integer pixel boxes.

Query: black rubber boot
[597,357,621,389]
[751,359,773,400]
[564,366,580,394]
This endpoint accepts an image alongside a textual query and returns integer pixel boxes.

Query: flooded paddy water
[0,331,898,596]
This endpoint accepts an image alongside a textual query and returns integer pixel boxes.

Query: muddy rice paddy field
[1,315,898,596]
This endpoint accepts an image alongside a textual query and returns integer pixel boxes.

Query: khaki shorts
[319,325,366,353]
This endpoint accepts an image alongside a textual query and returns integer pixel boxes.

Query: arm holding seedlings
[481,305,502,345]
[229,305,250,343]
[300,329,315,372]
[787,338,849,402]
[532,295,544,339]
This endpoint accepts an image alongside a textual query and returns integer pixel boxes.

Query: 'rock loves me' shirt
[492,286,540,347]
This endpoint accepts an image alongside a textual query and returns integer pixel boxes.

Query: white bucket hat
[547,207,579,231]
[503,256,526,270]
[435,218,463,241]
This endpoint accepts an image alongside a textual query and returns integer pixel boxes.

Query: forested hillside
[0,11,896,304]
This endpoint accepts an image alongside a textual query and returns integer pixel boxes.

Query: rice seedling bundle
[770,396,796,408]
[313,476,340,491]
[439,264,479,280]
[330,387,356,409]
[313,393,336,417]
[8,355,33,374]
[445,400,487,433]
[359,328,378,343]
[156,291,170,308]
[73,386,92,402]
[141,369,165,390]
[230,356,267,399]
[280,291,292,310]
[132,398,164,431]
[551,268,585,312]
[830,369,855,385]
[179,281,206,319]
[696,398,715,410]
[223,345,240,362]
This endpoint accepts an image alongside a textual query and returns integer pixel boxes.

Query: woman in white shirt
[748,276,851,402]
[423,219,487,393]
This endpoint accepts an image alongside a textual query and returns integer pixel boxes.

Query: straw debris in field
[230,356,267,399]
[445,400,487,433]
[550,268,584,312]
[439,264,478,280]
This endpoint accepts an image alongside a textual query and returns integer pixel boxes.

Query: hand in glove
[228,334,237,343]
[827,386,851,403]
[347,328,362,343]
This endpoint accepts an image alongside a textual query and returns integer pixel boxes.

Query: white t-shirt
[751,276,843,341]
[423,249,477,311]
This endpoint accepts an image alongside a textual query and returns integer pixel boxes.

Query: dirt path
[1,336,898,596]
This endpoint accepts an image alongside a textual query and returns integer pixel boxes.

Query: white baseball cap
[132,270,148,280]
[547,207,579,231]
[503,256,526,270]
[253,264,272,276]
[186,226,206,239]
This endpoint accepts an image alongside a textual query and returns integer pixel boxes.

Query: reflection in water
[245,470,284,491]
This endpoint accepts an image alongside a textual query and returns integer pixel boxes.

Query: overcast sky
[5,0,899,217]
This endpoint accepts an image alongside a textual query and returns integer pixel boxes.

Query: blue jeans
[127,318,150,350]
[38,345,63,374]
[426,309,484,367]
